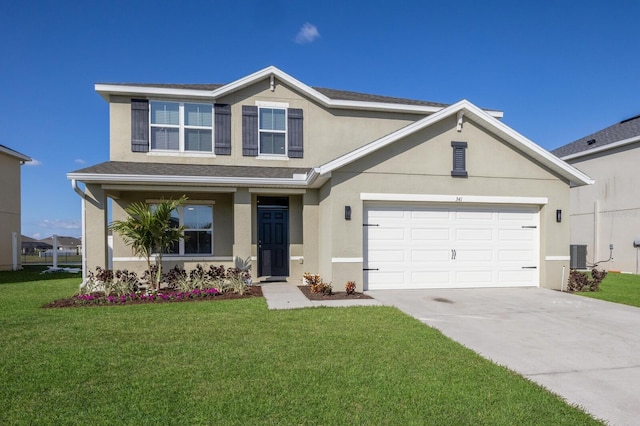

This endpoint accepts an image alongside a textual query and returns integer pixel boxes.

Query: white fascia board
[95,84,215,101]
[0,145,31,162]
[560,135,640,161]
[361,193,548,205]
[320,99,593,187]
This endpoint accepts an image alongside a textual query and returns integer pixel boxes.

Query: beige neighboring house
[39,236,82,253]
[67,66,592,290]
[0,145,31,270]
[553,114,640,273]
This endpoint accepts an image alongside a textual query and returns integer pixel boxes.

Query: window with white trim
[154,204,213,256]
[258,107,286,155]
[150,101,213,152]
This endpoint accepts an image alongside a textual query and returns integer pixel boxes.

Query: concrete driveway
[367,287,640,426]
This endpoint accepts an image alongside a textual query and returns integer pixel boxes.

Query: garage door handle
[522,226,537,229]
[363,223,379,227]
[451,249,457,260]
[363,268,379,271]
[522,266,537,269]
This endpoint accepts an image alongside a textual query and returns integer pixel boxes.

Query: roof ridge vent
[587,139,596,145]
[620,114,640,124]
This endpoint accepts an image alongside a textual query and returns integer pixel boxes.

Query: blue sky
[2,0,639,239]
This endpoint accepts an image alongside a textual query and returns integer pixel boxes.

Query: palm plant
[109,196,187,289]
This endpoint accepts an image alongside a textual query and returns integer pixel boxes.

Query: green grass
[0,269,600,425]
[578,272,640,307]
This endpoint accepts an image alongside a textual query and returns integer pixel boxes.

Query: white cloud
[39,219,81,230]
[295,22,320,44]
[75,158,86,165]
[25,158,42,166]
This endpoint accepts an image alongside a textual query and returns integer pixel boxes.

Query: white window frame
[148,201,214,257]
[149,101,214,154]
[256,101,288,157]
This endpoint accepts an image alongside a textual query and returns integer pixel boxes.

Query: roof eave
[67,170,319,188]
[560,135,640,161]
[95,66,504,117]
[0,145,31,162]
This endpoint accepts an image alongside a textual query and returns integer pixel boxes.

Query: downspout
[71,179,87,284]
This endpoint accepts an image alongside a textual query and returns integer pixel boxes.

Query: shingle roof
[0,144,31,161]
[99,83,448,108]
[552,114,640,158]
[71,161,311,180]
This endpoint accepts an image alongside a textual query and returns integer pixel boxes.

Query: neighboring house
[552,114,640,273]
[21,235,52,254]
[0,145,31,270]
[39,236,82,253]
[68,66,592,290]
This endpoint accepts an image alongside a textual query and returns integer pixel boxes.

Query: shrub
[567,268,608,292]
[345,281,356,295]
[303,272,332,294]
[81,267,138,297]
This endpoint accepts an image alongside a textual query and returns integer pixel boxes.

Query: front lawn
[578,272,640,307]
[0,270,600,424]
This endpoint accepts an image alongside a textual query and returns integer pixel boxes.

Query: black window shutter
[242,105,258,156]
[287,108,303,158]
[214,104,231,155]
[451,141,468,177]
[131,99,149,152]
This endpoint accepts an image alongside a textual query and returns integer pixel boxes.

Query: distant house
[552,114,640,273]
[0,145,31,270]
[39,236,81,254]
[21,235,52,254]
[68,66,591,290]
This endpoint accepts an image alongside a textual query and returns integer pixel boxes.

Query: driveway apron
[367,287,640,426]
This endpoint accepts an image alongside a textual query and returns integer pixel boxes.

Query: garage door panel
[368,249,405,262]
[499,249,536,262]
[411,228,450,240]
[498,269,537,286]
[410,271,451,286]
[455,228,493,241]
[455,270,494,286]
[411,209,450,220]
[456,210,493,220]
[499,229,535,241]
[457,249,494,262]
[367,272,405,288]
[411,249,450,262]
[368,227,405,241]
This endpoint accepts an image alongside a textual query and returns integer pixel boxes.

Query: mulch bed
[298,286,372,300]
[43,286,263,308]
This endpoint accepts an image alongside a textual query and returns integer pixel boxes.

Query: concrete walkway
[261,282,382,309]
[367,287,640,426]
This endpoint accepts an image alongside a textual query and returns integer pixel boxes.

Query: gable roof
[0,144,31,162]
[318,99,593,187]
[552,114,640,160]
[95,66,503,118]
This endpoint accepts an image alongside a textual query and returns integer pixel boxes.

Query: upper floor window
[150,101,213,152]
[259,107,286,155]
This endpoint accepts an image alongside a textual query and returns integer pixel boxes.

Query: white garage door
[364,204,540,290]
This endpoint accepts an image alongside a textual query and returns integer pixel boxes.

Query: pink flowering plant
[75,287,220,305]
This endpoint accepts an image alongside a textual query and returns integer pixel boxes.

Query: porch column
[233,188,252,262]
[84,184,108,272]
[302,190,319,273]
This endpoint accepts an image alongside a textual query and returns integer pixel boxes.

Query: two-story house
[553,114,640,273]
[68,66,592,291]
[0,144,31,271]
